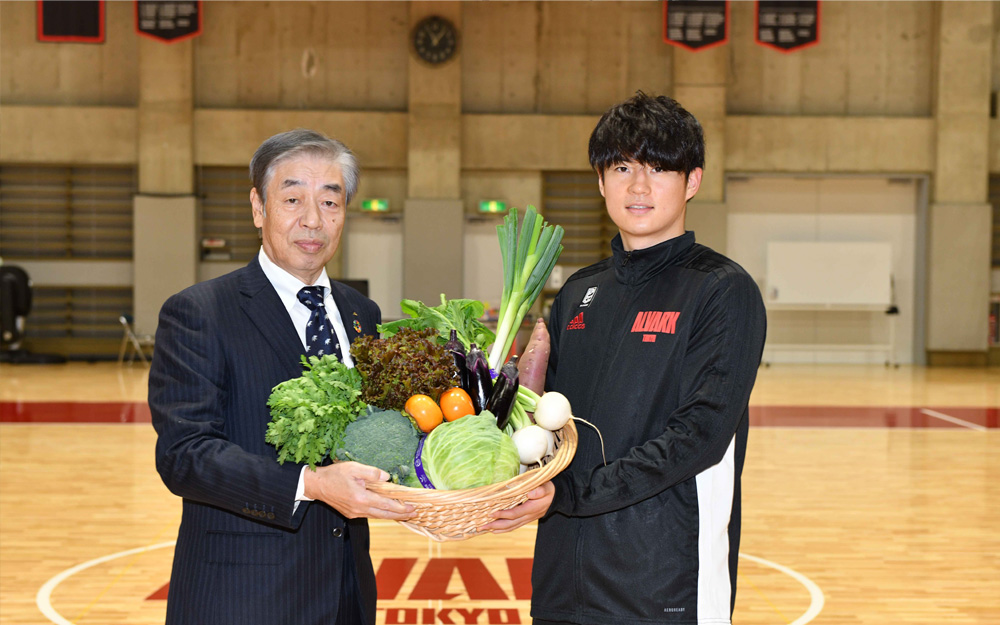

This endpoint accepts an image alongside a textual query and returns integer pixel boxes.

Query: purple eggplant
[487,355,520,430]
[465,343,493,414]
[445,329,469,391]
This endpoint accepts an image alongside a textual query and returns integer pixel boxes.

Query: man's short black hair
[588,91,705,179]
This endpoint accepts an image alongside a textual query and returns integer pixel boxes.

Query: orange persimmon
[439,387,475,422]
[404,394,444,433]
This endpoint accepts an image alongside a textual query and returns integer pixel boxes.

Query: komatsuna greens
[378,294,496,352]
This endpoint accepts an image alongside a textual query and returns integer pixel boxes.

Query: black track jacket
[532,231,766,625]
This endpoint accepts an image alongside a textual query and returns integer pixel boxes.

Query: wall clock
[412,16,458,65]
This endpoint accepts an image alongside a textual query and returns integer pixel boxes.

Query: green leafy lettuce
[378,294,496,352]
[350,327,458,410]
[265,354,366,468]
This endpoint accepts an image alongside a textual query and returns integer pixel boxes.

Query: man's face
[599,161,702,251]
[251,154,346,284]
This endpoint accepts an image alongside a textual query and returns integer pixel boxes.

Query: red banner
[755,0,820,52]
[135,1,202,43]
[663,0,729,52]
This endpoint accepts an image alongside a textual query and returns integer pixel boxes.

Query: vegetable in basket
[350,327,459,410]
[486,355,520,430]
[489,206,564,371]
[511,425,555,465]
[444,329,469,392]
[404,394,444,433]
[464,343,493,414]
[517,318,550,395]
[439,387,475,422]
[378,294,496,352]
[265,355,366,468]
[335,407,422,486]
[418,412,520,490]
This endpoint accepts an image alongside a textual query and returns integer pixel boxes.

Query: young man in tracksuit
[486,93,767,624]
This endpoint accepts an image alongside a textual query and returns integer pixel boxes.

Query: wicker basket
[368,420,578,541]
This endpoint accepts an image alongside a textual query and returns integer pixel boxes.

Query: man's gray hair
[249,129,360,208]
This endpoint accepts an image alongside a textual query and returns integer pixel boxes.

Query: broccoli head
[334,408,422,484]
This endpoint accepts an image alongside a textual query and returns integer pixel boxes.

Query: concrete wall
[1,0,997,361]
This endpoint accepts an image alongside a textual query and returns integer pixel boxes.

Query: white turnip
[511,425,550,465]
[533,391,607,466]
[533,391,572,431]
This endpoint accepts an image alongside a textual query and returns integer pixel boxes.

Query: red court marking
[505,559,533,600]
[0,402,152,423]
[146,583,169,601]
[749,406,999,429]
[376,558,418,601]
[1,402,995,428]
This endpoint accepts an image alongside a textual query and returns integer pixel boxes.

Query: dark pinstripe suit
[149,257,380,625]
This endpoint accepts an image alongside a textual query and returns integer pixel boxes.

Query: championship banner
[755,0,819,52]
[135,1,202,43]
[37,1,105,43]
[663,0,729,52]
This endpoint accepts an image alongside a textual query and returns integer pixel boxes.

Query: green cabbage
[421,412,519,490]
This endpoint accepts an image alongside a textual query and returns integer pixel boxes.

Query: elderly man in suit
[149,129,412,625]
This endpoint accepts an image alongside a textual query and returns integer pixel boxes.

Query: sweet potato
[517,318,550,395]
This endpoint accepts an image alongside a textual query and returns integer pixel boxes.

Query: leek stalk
[488,206,564,371]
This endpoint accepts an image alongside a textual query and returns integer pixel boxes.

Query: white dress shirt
[257,247,356,506]
[257,247,355,367]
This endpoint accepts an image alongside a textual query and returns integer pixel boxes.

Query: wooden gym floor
[1,362,998,624]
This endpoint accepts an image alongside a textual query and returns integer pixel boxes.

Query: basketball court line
[36,541,178,625]
[918,408,988,432]
[738,553,824,625]
[36,539,824,625]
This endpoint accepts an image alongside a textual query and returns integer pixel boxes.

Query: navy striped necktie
[297,286,342,361]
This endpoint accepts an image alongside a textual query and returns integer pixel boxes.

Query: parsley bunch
[265,355,366,468]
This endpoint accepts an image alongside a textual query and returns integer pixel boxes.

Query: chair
[118,314,155,365]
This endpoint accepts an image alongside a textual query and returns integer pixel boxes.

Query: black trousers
[335,529,366,625]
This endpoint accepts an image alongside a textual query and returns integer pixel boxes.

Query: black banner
[37,0,104,43]
[756,0,819,52]
[135,1,202,43]
[663,0,729,52]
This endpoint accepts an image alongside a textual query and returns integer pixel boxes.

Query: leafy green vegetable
[421,411,520,490]
[335,407,422,484]
[350,327,459,410]
[265,355,366,468]
[378,294,496,352]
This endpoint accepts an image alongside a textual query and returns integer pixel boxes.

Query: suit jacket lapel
[239,257,305,377]
[329,281,366,350]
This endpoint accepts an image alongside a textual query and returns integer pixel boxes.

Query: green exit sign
[479,200,507,214]
[361,198,389,212]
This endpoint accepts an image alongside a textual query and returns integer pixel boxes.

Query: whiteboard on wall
[765,241,892,306]
[343,216,403,318]
[463,219,504,309]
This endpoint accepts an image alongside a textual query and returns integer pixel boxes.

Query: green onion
[488,206,564,371]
